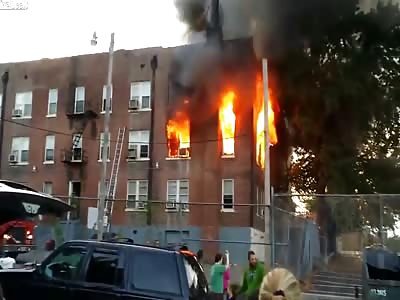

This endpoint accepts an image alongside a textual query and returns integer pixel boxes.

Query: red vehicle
[0,220,36,258]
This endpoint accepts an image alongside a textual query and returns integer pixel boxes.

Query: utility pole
[262,59,272,268]
[97,33,115,241]
[0,71,9,178]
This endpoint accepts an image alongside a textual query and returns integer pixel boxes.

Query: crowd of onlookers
[182,245,301,300]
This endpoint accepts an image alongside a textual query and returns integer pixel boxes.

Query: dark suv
[0,240,208,300]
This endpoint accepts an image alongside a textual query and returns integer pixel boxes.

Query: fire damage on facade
[0,0,290,261]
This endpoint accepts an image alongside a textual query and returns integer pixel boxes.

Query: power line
[2,117,252,146]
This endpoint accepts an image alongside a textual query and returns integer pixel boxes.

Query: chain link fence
[274,193,400,274]
[30,194,323,283]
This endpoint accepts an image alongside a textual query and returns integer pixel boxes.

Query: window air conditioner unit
[128,145,138,159]
[166,202,177,209]
[129,98,140,110]
[8,153,18,163]
[12,109,23,117]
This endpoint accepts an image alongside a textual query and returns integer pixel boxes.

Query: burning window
[167,111,191,158]
[255,75,278,169]
[219,91,236,157]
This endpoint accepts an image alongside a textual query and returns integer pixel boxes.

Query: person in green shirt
[239,251,265,300]
[210,250,230,300]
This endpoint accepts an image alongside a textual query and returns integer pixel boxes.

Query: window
[98,132,111,161]
[0,94,2,114]
[128,130,149,160]
[72,133,83,161]
[126,180,148,210]
[47,89,58,116]
[14,92,32,118]
[44,135,55,163]
[74,86,85,114]
[42,245,87,281]
[166,180,189,211]
[222,179,234,211]
[11,137,30,164]
[85,249,122,286]
[130,81,151,110]
[131,251,180,295]
[101,85,113,112]
[43,182,53,195]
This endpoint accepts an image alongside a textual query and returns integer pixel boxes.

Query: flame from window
[219,91,236,156]
[167,111,190,158]
[256,75,278,169]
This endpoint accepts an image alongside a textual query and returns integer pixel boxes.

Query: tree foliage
[271,1,400,234]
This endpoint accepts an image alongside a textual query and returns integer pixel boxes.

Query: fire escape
[61,92,98,164]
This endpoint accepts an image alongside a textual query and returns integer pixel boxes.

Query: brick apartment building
[0,38,289,262]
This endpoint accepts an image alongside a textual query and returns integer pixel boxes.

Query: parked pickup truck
[0,239,208,300]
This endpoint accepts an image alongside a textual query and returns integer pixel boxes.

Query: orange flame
[256,75,278,169]
[167,111,190,158]
[219,91,236,156]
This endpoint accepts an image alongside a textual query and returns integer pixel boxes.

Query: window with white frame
[44,135,55,163]
[74,87,85,114]
[101,85,113,112]
[128,130,149,160]
[130,81,151,110]
[98,132,111,161]
[11,137,30,164]
[126,180,148,210]
[72,133,83,161]
[14,92,32,118]
[222,179,234,211]
[47,89,58,116]
[43,182,53,195]
[166,180,189,211]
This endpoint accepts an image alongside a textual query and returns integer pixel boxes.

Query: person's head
[180,245,189,251]
[248,250,257,267]
[197,249,203,260]
[215,253,223,263]
[222,254,227,265]
[45,239,55,251]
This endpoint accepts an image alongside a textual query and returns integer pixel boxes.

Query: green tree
[276,1,400,241]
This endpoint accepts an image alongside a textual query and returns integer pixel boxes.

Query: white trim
[43,161,55,165]
[44,135,55,163]
[11,116,32,120]
[74,86,85,114]
[47,88,58,117]
[126,158,150,162]
[165,157,191,161]
[126,180,148,210]
[221,179,234,212]
[101,85,113,113]
[14,91,33,118]
[128,108,152,113]
[42,181,53,195]
[166,179,189,211]
[130,81,151,110]
[46,114,57,118]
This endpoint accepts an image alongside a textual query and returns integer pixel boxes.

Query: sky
[0,0,188,63]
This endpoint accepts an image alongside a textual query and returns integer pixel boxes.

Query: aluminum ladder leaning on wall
[105,127,126,232]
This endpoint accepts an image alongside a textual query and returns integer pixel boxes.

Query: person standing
[223,255,231,298]
[210,250,230,300]
[239,251,265,300]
